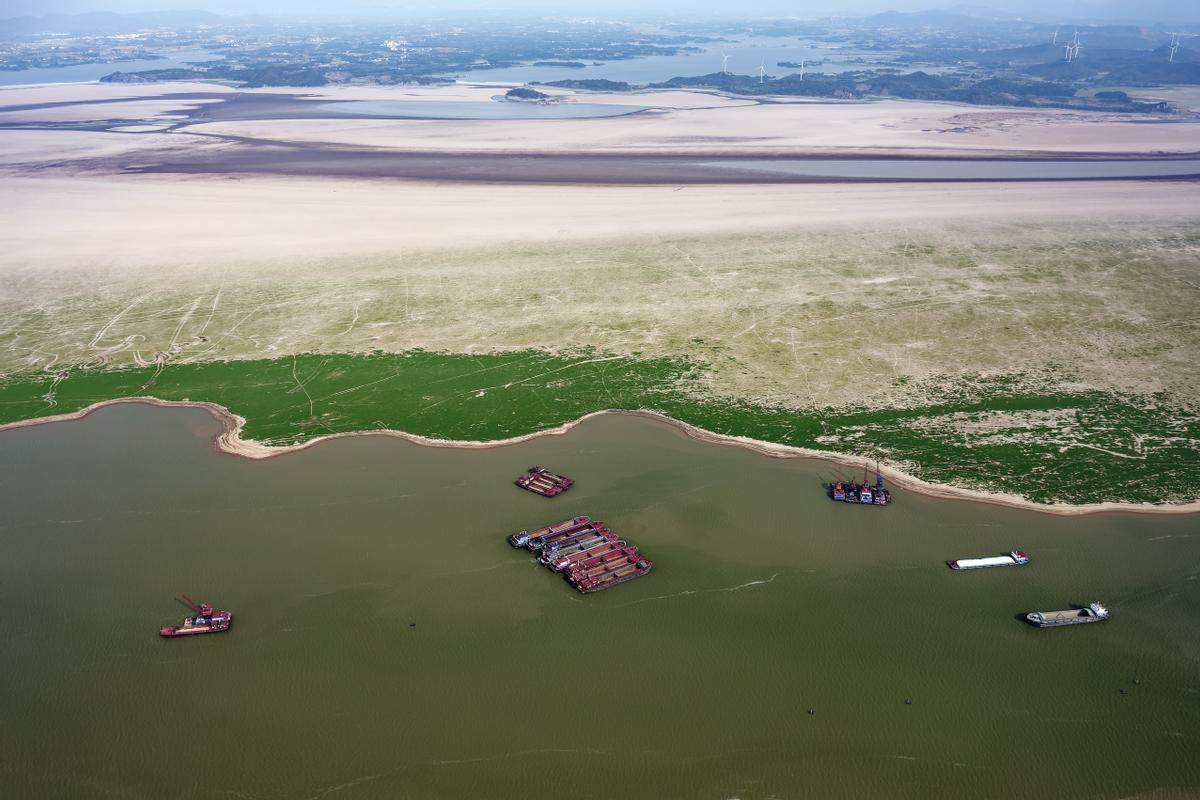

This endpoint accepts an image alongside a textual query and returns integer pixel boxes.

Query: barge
[831,462,891,506]
[159,595,231,638]
[538,530,616,563]
[526,519,605,552]
[576,559,654,593]
[552,541,632,572]
[515,466,575,497]
[948,551,1029,570]
[1026,602,1109,628]
[508,515,590,548]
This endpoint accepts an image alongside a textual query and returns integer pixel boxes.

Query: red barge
[159,595,231,638]
[515,466,574,497]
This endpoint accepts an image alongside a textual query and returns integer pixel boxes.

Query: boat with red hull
[159,595,231,638]
[515,466,575,497]
[505,516,653,593]
[576,559,654,593]
[831,461,892,506]
[508,515,590,548]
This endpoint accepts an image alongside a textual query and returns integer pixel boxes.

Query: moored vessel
[515,466,575,497]
[159,595,232,637]
[576,559,654,593]
[507,515,589,548]
[831,461,891,506]
[1026,602,1109,627]
[948,550,1029,570]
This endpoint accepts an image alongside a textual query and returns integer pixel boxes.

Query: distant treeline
[643,70,1175,113]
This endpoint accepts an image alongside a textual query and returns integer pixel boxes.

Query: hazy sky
[2,0,1198,24]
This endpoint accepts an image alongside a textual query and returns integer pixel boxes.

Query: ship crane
[181,594,213,617]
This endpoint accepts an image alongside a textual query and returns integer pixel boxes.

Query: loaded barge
[831,462,891,506]
[948,551,1029,570]
[506,515,652,593]
[515,466,574,497]
[1026,602,1109,628]
[159,595,231,638]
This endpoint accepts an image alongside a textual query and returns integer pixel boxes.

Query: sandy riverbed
[3,173,1197,269]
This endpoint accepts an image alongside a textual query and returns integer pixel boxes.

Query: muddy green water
[1,403,1198,800]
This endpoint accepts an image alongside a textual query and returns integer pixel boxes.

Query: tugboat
[1026,602,1109,628]
[159,595,232,637]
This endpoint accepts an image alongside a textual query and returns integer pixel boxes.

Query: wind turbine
[799,59,806,81]
[721,52,729,74]
[759,59,765,84]
[1064,43,1073,62]
[1052,29,1059,45]
[1165,32,1197,62]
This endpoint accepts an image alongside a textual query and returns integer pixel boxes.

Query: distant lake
[446,36,898,86]
[319,99,647,120]
[0,48,219,86]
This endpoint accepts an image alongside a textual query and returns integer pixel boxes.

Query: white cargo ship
[947,550,1029,570]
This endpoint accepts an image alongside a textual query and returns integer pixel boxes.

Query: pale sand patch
[251,81,753,109]
[3,173,1197,270]
[4,397,1196,517]
[182,96,1200,156]
[0,98,220,124]
[0,80,235,105]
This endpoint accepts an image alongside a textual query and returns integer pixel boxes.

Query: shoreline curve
[2,395,1198,517]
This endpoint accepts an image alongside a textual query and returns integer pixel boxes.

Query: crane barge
[831,461,891,506]
[159,595,232,638]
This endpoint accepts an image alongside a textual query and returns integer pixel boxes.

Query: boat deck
[515,466,574,497]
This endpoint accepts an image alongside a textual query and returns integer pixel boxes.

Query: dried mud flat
[4,396,1197,517]
[1,81,1198,510]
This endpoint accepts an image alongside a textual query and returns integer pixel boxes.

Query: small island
[504,86,555,103]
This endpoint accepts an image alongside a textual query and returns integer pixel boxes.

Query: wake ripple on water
[616,573,779,607]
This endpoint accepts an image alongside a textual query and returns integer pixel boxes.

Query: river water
[1,403,1197,799]
[0,48,218,87]
[446,37,894,85]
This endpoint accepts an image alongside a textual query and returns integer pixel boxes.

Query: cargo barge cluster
[515,466,574,497]
[508,515,652,593]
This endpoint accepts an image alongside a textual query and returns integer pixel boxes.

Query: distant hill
[858,9,1003,30]
[538,79,631,92]
[0,10,229,37]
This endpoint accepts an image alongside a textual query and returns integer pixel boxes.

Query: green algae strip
[1,350,1197,506]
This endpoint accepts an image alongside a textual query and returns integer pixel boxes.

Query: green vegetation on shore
[1,350,1195,507]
